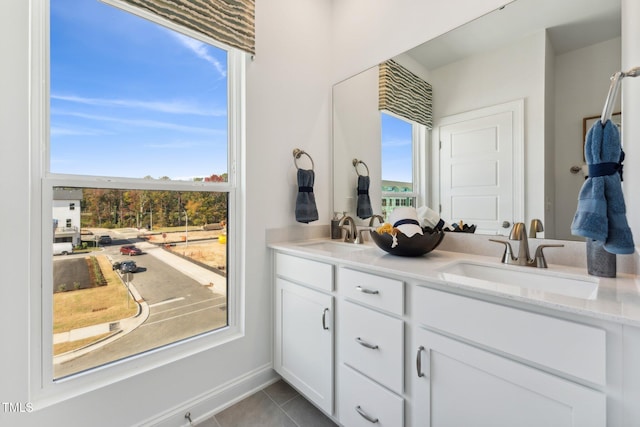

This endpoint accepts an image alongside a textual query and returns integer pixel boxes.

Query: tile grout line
[263,390,303,427]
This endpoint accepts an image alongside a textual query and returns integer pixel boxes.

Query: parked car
[53,242,73,256]
[112,261,122,271]
[119,260,138,273]
[98,235,112,245]
[120,245,142,256]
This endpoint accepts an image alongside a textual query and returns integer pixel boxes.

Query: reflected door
[438,101,523,235]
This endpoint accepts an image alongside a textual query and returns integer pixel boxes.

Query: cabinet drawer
[340,301,403,393]
[339,364,403,427]
[339,267,403,315]
[276,252,333,292]
[413,286,606,385]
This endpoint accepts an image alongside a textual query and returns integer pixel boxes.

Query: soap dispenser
[331,212,343,239]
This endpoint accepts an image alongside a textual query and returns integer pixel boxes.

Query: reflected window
[381,112,420,219]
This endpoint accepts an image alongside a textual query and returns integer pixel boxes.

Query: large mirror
[332,0,621,239]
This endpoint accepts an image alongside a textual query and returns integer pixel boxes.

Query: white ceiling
[406,0,621,70]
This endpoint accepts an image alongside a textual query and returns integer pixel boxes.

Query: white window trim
[380,118,425,207]
[29,0,246,408]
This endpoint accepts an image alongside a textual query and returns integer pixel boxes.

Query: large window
[381,112,421,219]
[44,0,243,384]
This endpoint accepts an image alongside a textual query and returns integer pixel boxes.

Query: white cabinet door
[411,327,605,427]
[275,278,334,414]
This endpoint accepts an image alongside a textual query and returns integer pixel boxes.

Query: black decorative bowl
[369,227,445,257]
[446,224,477,233]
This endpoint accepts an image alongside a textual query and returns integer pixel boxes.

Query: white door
[411,327,605,427]
[274,278,334,414]
[438,100,523,235]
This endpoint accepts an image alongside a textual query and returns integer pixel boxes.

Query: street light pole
[185,210,188,247]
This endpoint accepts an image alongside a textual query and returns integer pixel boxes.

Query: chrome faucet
[529,218,543,238]
[510,222,531,264]
[368,214,384,227]
[339,215,358,243]
[352,214,385,244]
[490,222,564,268]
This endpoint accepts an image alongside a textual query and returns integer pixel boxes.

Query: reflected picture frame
[582,112,621,161]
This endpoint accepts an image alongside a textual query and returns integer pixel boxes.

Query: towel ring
[352,159,370,177]
[293,148,314,171]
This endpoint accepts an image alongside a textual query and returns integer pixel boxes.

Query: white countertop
[269,238,640,327]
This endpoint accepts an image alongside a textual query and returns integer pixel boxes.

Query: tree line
[77,175,228,229]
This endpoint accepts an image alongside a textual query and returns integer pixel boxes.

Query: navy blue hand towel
[356,175,373,219]
[295,168,318,223]
[571,120,634,254]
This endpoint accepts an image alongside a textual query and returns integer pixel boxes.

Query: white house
[1,0,640,426]
[52,188,82,246]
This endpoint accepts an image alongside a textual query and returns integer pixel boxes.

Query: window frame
[380,111,427,217]
[29,0,246,407]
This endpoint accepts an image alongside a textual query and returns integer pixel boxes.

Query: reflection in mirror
[381,112,418,220]
[52,186,228,379]
[332,0,621,240]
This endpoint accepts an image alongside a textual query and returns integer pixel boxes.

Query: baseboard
[137,364,279,426]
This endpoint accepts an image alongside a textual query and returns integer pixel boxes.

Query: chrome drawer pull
[355,337,379,350]
[356,285,379,295]
[416,345,425,378]
[322,308,330,330]
[355,405,379,423]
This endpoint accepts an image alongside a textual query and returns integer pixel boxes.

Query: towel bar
[293,148,314,171]
[600,66,640,125]
[352,159,370,177]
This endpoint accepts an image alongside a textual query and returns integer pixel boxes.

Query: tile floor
[196,380,338,427]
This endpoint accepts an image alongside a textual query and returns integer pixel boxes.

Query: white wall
[554,37,622,240]
[331,0,508,83]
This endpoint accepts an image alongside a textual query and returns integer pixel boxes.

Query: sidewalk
[138,241,227,296]
[53,277,149,364]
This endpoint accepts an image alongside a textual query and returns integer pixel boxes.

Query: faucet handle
[489,239,515,263]
[533,244,564,268]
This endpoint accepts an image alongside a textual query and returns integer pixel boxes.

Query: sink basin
[438,261,599,300]
[298,241,368,254]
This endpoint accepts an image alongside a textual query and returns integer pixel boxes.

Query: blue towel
[356,175,373,219]
[295,169,318,223]
[571,120,634,254]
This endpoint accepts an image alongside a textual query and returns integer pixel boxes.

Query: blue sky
[50,0,228,180]
[381,113,413,184]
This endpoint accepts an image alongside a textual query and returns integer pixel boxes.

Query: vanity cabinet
[337,267,405,426]
[274,253,334,414]
[411,286,607,427]
[271,247,621,426]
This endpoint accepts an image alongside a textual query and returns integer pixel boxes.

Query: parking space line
[148,297,185,308]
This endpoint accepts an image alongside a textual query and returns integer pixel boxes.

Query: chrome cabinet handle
[355,337,379,350]
[322,308,329,330]
[355,405,379,424]
[356,285,379,295]
[416,345,425,378]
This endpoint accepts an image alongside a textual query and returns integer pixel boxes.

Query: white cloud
[382,137,412,148]
[169,32,226,78]
[54,111,226,135]
[50,126,111,137]
[51,94,225,117]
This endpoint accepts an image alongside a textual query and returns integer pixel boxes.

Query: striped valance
[121,0,255,55]
[379,59,433,129]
